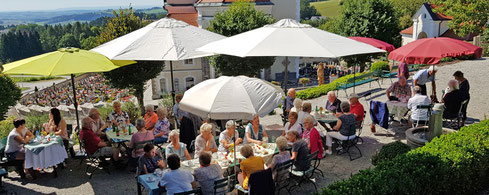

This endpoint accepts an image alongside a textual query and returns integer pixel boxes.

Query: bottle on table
[128,125,132,135]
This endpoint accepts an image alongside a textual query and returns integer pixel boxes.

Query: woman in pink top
[129,119,154,158]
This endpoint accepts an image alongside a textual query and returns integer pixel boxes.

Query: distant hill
[0,7,167,25]
[310,0,342,18]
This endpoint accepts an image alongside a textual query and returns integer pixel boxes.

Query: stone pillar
[427,103,444,141]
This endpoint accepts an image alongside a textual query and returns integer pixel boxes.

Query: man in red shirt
[80,117,120,163]
[349,93,365,122]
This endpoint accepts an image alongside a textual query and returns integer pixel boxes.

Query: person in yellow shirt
[239,144,264,190]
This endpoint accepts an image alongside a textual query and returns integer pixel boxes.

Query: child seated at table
[137,143,165,175]
[5,118,35,179]
[158,154,195,194]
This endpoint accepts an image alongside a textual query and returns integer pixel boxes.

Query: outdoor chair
[79,139,110,179]
[443,100,469,130]
[174,188,202,195]
[334,133,362,161]
[288,151,319,192]
[274,159,294,195]
[0,137,25,179]
[127,139,154,168]
[0,168,6,192]
[213,174,235,194]
[411,104,433,128]
[355,111,367,144]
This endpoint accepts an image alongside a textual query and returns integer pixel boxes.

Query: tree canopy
[301,0,319,20]
[208,0,276,77]
[0,75,21,120]
[389,0,427,29]
[430,0,489,37]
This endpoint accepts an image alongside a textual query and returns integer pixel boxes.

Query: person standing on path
[413,66,437,98]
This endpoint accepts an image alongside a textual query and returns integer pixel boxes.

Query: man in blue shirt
[413,66,437,97]
[284,88,296,116]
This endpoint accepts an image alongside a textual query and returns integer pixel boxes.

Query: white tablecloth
[25,144,68,169]
[386,101,409,120]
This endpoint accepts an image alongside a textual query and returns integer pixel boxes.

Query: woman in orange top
[239,144,264,190]
[144,105,158,130]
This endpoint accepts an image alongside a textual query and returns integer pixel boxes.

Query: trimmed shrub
[440,57,454,63]
[25,114,49,131]
[296,72,369,100]
[370,61,389,72]
[122,101,141,124]
[320,120,489,195]
[371,141,411,166]
[0,116,15,138]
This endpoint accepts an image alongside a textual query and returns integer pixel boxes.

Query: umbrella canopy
[349,37,396,52]
[388,37,482,64]
[179,76,284,120]
[2,48,135,76]
[197,19,385,58]
[91,17,226,61]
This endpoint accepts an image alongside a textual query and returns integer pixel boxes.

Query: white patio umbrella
[92,17,226,104]
[198,19,385,92]
[179,76,284,120]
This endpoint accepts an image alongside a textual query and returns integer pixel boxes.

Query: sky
[0,0,163,12]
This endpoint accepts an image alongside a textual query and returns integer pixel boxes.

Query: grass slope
[310,0,341,18]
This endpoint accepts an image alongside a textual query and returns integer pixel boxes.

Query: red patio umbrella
[349,37,396,52]
[388,37,482,64]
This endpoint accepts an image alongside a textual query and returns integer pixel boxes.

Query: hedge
[371,141,411,166]
[370,61,389,72]
[296,72,369,100]
[319,120,489,195]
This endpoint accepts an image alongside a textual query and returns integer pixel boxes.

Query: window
[173,78,179,91]
[184,59,194,65]
[159,78,167,93]
[185,77,195,90]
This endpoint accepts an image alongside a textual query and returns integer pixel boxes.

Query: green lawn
[11,76,64,83]
[20,87,29,91]
[311,0,342,18]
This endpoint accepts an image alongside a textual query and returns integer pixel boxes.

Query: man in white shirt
[407,86,431,126]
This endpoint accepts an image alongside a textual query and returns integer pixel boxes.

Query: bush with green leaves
[371,141,411,166]
[121,101,141,124]
[320,120,489,195]
[296,72,369,100]
[370,61,390,72]
[25,114,49,131]
[0,116,15,138]
[0,75,21,120]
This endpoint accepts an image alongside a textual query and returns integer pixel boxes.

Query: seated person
[386,76,412,102]
[218,120,242,153]
[301,116,323,159]
[46,108,69,149]
[348,93,365,122]
[194,123,218,158]
[325,91,342,113]
[144,105,158,131]
[138,143,165,175]
[109,101,130,125]
[325,102,357,155]
[158,154,195,195]
[267,136,291,179]
[153,107,171,144]
[442,80,465,119]
[297,102,318,126]
[286,130,310,171]
[239,145,265,190]
[88,108,108,139]
[80,117,121,165]
[244,115,268,145]
[408,86,431,126]
[128,119,154,158]
[193,152,224,195]
[165,130,192,160]
[5,118,34,179]
[282,112,302,136]
[290,98,303,113]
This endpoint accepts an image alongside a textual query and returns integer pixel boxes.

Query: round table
[24,136,68,169]
[316,113,338,136]
[386,101,409,120]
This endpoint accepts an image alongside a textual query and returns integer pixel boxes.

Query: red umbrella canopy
[388,37,482,65]
[349,37,396,52]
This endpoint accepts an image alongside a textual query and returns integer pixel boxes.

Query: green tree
[301,0,319,20]
[208,0,275,77]
[96,8,164,114]
[80,36,98,50]
[389,0,427,29]
[57,33,80,49]
[430,0,489,37]
[338,0,401,47]
[0,75,21,120]
[319,17,343,34]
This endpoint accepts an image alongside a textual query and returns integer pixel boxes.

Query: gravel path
[2,58,487,195]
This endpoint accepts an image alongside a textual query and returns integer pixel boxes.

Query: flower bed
[319,120,489,195]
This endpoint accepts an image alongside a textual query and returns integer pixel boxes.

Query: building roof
[400,26,414,35]
[167,13,199,27]
[416,3,452,21]
[167,0,196,5]
[440,29,477,41]
[164,6,198,14]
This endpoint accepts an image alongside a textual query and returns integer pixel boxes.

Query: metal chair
[213,174,235,194]
[354,111,367,144]
[411,104,433,128]
[79,139,110,179]
[444,100,469,129]
[274,159,294,195]
[174,188,202,195]
[288,151,319,192]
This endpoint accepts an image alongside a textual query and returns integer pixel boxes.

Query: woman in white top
[218,120,243,153]
[290,98,303,113]
[5,118,34,178]
[282,112,302,136]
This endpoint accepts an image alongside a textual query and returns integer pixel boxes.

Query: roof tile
[400,26,413,35]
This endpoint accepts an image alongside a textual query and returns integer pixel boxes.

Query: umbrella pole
[170,61,176,105]
[71,74,80,131]
[282,56,289,120]
[353,65,356,94]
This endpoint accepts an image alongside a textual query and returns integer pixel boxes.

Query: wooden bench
[336,70,382,96]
